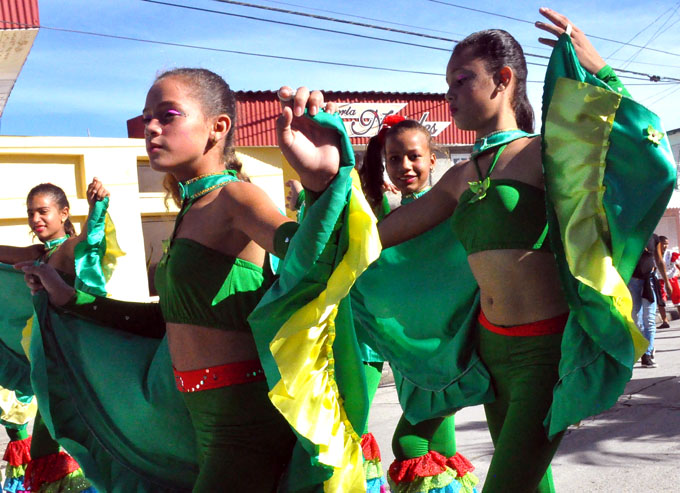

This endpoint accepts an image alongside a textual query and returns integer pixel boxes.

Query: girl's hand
[86,177,110,207]
[285,179,304,211]
[276,86,341,192]
[382,181,399,195]
[536,7,606,75]
[15,261,75,306]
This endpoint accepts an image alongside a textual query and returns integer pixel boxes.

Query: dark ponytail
[26,183,75,237]
[452,29,534,133]
[359,136,386,212]
[359,118,434,212]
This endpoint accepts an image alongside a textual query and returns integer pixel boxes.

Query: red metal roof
[127,91,475,146]
[235,91,474,147]
[0,0,39,29]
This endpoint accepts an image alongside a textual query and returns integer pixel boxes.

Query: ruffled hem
[2,474,27,493]
[5,465,27,479]
[361,433,381,462]
[388,451,478,493]
[364,458,384,481]
[366,476,388,493]
[34,470,96,493]
[24,452,81,491]
[3,437,31,466]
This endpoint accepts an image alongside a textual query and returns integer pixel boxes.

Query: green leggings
[392,414,456,460]
[478,323,563,493]
[31,411,61,458]
[362,361,383,435]
[181,380,296,492]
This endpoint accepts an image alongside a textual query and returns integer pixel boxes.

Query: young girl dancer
[267,7,674,492]
[0,180,108,493]
[20,69,346,492]
[369,117,481,493]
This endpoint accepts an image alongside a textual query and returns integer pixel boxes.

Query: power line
[255,0,469,37]
[150,0,678,83]
[206,0,460,43]
[143,0,454,54]
[606,4,675,58]
[425,0,680,59]
[621,2,680,69]
[2,20,444,77]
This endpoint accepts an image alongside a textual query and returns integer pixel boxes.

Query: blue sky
[2,0,680,137]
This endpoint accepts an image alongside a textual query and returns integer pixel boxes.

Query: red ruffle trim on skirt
[389,450,475,484]
[361,432,382,462]
[3,437,32,467]
[24,451,80,491]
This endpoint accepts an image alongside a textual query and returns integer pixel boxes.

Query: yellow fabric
[544,78,648,359]
[102,212,125,283]
[21,316,34,362]
[0,386,37,425]
[268,170,382,492]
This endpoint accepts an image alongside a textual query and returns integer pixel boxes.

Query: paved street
[369,319,680,492]
[1,322,677,491]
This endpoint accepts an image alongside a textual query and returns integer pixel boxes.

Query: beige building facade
[0,136,288,300]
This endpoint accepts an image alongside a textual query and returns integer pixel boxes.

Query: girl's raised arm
[276,86,341,192]
[378,165,461,248]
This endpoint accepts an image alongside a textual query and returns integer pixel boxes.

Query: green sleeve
[596,65,631,98]
[63,290,166,339]
[273,221,301,259]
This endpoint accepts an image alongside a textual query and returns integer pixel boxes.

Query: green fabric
[4,425,29,439]
[64,290,166,339]
[44,235,69,256]
[471,129,537,159]
[274,221,301,259]
[452,179,550,254]
[0,263,34,394]
[181,381,295,492]
[595,65,631,98]
[478,322,563,493]
[376,194,391,221]
[540,34,676,438]
[392,414,456,461]
[73,197,110,297]
[155,238,269,331]
[400,187,430,205]
[177,170,239,203]
[30,291,197,492]
[250,108,367,492]
[352,216,493,425]
[31,411,61,458]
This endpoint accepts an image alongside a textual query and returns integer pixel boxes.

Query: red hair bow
[376,114,406,145]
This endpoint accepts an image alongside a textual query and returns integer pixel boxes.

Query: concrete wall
[0,136,286,300]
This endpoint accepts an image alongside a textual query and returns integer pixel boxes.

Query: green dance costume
[353,35,676,493]
[0,198,121,493]
[58,170,296,492]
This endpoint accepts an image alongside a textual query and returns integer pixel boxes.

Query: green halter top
[154,171,272,331]
[450,130,551,255]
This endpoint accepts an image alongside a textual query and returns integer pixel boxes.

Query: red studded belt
[173,360,266,392]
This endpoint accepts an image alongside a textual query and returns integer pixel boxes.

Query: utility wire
[150,0,679,82]
[143,0,454,54]
[425,0,680,59]
[621,4,680,70]
[258,0,469,37]
[3,16,678,84]
[607,4,674,58]
[1,20,443,77]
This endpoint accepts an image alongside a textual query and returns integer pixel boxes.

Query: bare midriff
[166,323,259,372]
[467,248,568,327]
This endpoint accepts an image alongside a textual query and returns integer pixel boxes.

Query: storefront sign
[337,103,451,138]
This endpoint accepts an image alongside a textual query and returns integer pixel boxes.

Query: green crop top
[154,238,271,331]
[451,142,550,255]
